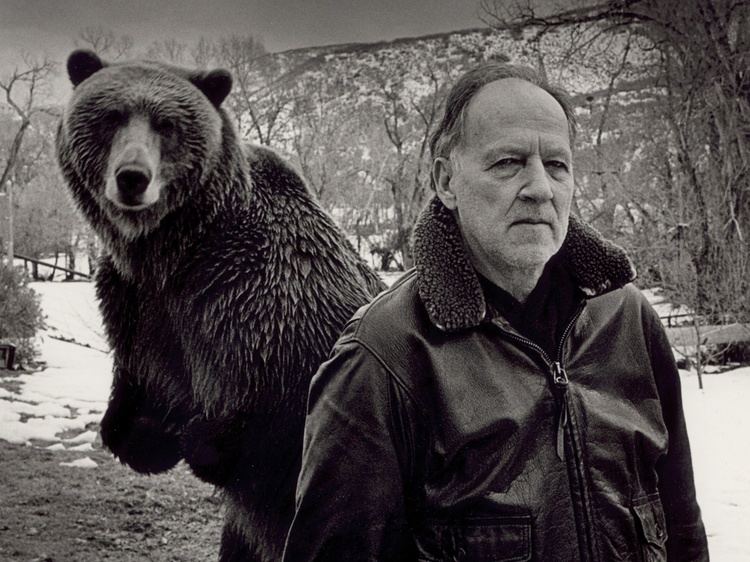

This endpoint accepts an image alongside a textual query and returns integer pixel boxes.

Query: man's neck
[478,263,545,304]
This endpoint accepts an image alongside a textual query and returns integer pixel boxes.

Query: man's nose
[518,158,554,201]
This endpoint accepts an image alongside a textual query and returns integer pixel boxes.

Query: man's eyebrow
[479,144,527,163]
[543,147,572,160]
[479,142,572,163]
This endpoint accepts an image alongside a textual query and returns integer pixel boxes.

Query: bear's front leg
[181,414,246,486]
[100,366,183,474]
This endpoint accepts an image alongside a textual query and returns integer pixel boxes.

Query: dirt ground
[0,431,224,562]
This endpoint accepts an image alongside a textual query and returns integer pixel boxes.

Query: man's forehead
[479,133,572,157]
[463,78,570,139]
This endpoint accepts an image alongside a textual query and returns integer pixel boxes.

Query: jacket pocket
[631,494,668,562]
[416,515,532,562]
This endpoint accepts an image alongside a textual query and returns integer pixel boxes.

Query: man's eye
[493,158,522,168]
[545,160,569,171]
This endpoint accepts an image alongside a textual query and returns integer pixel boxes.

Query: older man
[282,63,708,561]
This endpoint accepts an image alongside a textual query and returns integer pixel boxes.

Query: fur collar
[412,196,637,332]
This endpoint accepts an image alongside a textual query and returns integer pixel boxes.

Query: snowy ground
[1,281,748,559]
[0,283,110,452]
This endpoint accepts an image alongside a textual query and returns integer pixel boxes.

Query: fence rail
[14,253,91,280]
[664,323,750,348]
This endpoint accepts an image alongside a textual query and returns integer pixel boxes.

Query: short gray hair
[429,63,577,166]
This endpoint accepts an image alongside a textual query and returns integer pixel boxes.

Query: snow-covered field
[1,281,748,559]
[0,283,111,460]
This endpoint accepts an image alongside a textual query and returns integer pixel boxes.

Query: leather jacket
[283,198,709,562]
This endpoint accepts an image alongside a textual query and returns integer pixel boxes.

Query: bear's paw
[182,416,244,486]
[101,410,182,474]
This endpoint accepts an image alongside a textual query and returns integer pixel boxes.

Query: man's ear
[433,157,457,210]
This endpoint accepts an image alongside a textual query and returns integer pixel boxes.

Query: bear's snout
[116,166,152,201]
[105,117,163,212]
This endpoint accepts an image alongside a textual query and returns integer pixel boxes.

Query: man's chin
[499,243,559,271]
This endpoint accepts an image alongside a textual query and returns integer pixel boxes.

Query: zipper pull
[551,361,569,387]
[551,361,569,461]
[557,398,568,461]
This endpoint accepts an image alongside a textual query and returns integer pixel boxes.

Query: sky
[0,0,487,75]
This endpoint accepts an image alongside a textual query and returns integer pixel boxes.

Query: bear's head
[57,49,234,240]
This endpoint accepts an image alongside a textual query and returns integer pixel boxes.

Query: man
[283,63,709,561]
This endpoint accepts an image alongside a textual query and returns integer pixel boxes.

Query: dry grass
[0,438,224,561]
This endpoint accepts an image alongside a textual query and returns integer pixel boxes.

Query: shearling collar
[412,196,637,332]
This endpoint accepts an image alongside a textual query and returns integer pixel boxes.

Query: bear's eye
[99,109,124,128]
[153,117,176,136]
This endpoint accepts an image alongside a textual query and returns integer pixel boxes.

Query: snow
[641,286,693,323]
[65,429,99,444]
[59,457,98,468]
[0,282,111,446]
[379,270,406,287]
[0,281,748,559]
[680,368,750,561]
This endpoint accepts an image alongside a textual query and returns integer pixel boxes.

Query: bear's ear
[194,69,232,107]
[68,50,106,87]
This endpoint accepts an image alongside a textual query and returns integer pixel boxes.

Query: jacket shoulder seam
[350,270,419,338]
[339,334,429,417]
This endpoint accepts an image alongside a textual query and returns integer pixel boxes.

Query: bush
[0,261,45,367]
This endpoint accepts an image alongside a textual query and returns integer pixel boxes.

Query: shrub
[0,261,45,367]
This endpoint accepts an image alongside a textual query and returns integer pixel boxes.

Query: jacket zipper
[551,361,569,461]
[492,302,596,560]
[551,303,583,461]
[491,303,584,461]
[491,302,595,559]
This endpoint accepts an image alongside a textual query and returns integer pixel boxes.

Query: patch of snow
[0,282,111,445]
[45,443,66,451]
[68,442,94,452]
[59,457,98,468]
[1,408,20,422]
[379,271,406,287]
[679,367,750,561]
[65,430,98,444]
[1,399,70,418]
[641,286,693,325]
[0,413,102,445]
[30,282,108,352]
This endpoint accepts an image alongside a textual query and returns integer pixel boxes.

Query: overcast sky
[0,0,487,74]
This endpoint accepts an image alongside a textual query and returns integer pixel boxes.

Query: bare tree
[359,48,457,268]
[484,0,750,383]
[286,60,368,204]
[143,38,188,64]
[76,26,133,59]
[214,36,292,145]
[190,37,216,69]
[0,55,57,263]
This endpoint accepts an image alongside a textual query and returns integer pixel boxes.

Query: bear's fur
[56,50,384,561]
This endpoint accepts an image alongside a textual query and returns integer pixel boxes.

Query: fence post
[0,189,12,264]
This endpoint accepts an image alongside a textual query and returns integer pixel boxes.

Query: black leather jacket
[283,199,708,562]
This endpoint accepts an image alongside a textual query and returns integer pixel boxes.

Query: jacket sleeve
[282,336,420,562]
[644,304,710,561]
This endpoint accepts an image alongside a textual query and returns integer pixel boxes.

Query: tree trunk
[692,318,704,390]
[66,249,76,281]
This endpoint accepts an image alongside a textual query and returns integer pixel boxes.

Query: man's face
[433,78,574,280]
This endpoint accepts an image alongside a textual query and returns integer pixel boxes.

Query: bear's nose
[115,167,151,198]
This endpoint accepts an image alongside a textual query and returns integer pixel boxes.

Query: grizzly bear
[56,49,384,561]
